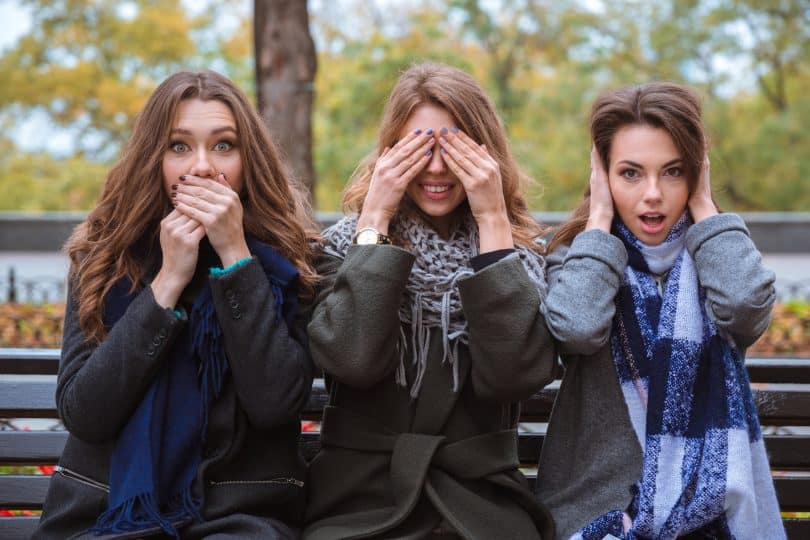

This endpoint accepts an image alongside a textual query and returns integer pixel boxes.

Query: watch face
[356,229,379,245]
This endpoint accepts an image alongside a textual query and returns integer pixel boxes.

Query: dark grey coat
[536,213,776,540]
[33,257,313,540]
[304,245,556,540]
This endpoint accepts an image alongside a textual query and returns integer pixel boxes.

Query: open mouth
[423,185,451,193]
[640,214,665,227]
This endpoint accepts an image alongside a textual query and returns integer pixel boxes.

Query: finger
[438,135,479,177]
[390,137,435,177]
[390,130,435,164]
[174,193,220,221]
[179,174,233,196]
[389,128,426,154]
[214,172,235,191]
[399,148,434,184]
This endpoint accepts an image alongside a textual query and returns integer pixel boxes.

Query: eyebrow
[617,158,682,168]
[170,126,237,136]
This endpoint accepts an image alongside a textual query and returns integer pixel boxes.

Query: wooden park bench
[1,348,809,539]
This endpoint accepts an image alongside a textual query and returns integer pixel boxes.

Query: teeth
[424,185,450,193]
[641,215,664,224]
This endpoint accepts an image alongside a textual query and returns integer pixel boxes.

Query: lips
[420,183,454,200]
[639,213,666,235]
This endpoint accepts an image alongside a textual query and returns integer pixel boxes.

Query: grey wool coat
[33,255,313,540]
[304,244,557,540]
[535,213,776,540]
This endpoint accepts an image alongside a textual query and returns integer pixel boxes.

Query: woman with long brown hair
[536,82,783,539]
[304,63,556,539]
[34,70,317,539]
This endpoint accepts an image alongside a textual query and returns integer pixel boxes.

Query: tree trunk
[254,0,317,203]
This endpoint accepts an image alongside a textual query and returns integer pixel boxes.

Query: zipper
[55,465,110,493]
[208,477,304,488]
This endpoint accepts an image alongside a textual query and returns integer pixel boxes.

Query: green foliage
[0,0,807,212]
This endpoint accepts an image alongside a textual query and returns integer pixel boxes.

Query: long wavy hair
[66,70,318,343]
[549,81,709,252]
[343,62,545,250]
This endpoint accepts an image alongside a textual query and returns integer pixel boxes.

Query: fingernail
[171,184,178,190]
[425,149,432,157]
[440,148,446,155]
[425,128,433,135]
[179,175,187,181]
[171,192,177,198]
[451,127,459,133]
[221,172,228,182]
[440,127,448,135]
[414,129,422,135]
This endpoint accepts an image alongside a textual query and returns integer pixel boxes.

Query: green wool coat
[304,244,557,540]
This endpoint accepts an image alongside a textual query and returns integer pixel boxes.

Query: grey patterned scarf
[322,212,547,397]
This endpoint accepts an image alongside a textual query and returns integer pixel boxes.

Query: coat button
[152,336,161,346]
[146,346,155,356]
[225,289,235,300]
[158,328,168,338]
[229,300,239,309]
[232,310,242,320]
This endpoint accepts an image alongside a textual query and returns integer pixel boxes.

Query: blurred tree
[254,0,317,201]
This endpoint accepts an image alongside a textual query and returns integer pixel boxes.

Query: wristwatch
[354,227,392,245]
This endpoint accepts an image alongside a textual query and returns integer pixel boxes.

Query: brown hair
[549,81,708,252]
[66,70,318,343]
[342,62,545,250]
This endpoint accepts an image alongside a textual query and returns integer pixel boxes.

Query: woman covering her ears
[34,70,318,539]
[536,82,783,540]
[304,62,556,540]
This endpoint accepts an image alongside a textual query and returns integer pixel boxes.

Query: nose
[188,147,217,178]
[642,176,663,204]
[425,143,446,175]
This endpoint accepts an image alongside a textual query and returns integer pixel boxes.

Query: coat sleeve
[56,276,186,444]
[307,245,415,389]
[686,213,776,349]
[543,230,628,356]
[210,257,314,429]
[458,254,556,402]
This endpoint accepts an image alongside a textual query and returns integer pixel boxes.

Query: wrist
[218,239,251,267]
[476,213,514,252]
[151,270,184,309]
[357,210,391,236]
[586,208,613,232]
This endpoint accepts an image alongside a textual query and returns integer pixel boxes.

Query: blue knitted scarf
[90,238,299,538]
[573,214,784,540]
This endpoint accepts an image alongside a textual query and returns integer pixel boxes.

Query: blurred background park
[0,0,808,352]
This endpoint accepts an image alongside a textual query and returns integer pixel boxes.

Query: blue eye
[214,141,233,152]
[170,142,189,153]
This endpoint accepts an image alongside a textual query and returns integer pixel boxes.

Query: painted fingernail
[171,192,177,198]
[171,184,178,190]
[414,129,422,135]
[440,148,446,154]
[179,175,187,181]
[451,127,459,133]
[425,128,433,135]
[440,127,448,135]
[425,149,432,157]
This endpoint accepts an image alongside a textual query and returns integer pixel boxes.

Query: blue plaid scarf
[90,238,299,538]
[573,214,783,540]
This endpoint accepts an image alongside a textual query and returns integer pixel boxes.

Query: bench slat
[3,378,810,424]
[0,516,40,540]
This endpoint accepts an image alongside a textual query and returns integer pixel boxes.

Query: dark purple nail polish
[171,184,178,190]
[451,127,459,133]
[414,129,422,135]
[440,148,446,154]
[425,128,433,135]
[425,149,432,157]
[171,192,177,198]
[440,127,448,135]
[179,175,187,181]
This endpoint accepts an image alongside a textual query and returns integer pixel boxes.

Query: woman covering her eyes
[33,70,318,539]
[303,63,557,539]
[535,82,784,539]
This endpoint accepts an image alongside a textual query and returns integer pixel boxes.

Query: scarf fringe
[90,488,199,538]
